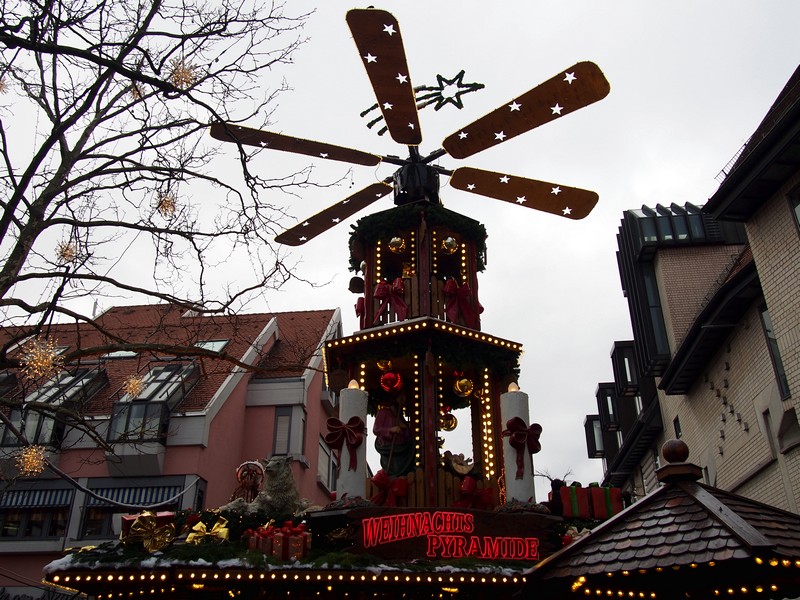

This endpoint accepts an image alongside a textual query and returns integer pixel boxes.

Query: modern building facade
[0,303,341,598]
[585,66,800,512]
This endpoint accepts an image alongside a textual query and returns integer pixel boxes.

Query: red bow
[369,469,408,506]
[324,416,366,472]
[373,278,408,324]
[355,296,366,329]
[502,417,542,479]
[443,279,481,329]
[452,476,494,509]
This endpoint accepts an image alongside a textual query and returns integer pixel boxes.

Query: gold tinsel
[156,191,177,217]
[16,445,47,476]
[168,59,196,89]
[122,374,145,398]
[20,337,64,381]
[56,241,78,264]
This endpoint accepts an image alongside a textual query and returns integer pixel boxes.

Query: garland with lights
[348,203,488,272]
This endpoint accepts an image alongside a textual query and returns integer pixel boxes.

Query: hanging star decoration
[156,191,177,217]
[0,78,8,94]
[360,69,484,136]
[16,445,47,476]
[20,337,64,381]
[168,58,197,89]
[122,374,145,398]
[55,241,78,264]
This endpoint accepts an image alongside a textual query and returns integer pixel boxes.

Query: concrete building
[0,303,341,598]
[585,66,800,511]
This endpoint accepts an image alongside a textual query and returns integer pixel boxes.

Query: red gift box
[589,484,623,519]
[288,535,305,561]
[559,484,591,519]
[271,532,287,560]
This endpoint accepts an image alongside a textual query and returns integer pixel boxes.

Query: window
[103,350,138,359]
[195,340,229,352]
[673,416,682,439]
[107,362,199,443]
[760,306,790,399]
[273,406,292,455]
[317,437,337,493]
[81,484,182,538]
[634,395,643,416]
[0,367,107,447]
[0,488,73,539]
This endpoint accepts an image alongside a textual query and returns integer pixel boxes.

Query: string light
[20,336,64,381]
[122,374,145,398]
[16,444,47,476]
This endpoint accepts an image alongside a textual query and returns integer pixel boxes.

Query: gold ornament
[185,516,229,544]
[387,237,406,254]
[376,359,393,371]
[440,413,458,432]
[168,58,197,89]
[441,237,458,254]
[16,445,46,476]
[124,511,176,553]
[453,377,474,398]
[402,262,414,278]
[473,388,485,401]
[122,374,145,398]
[20,337,64,381]
[55,241,78,264]
[156,191,177,217]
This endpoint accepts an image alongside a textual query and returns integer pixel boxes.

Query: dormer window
[195,340,228,353]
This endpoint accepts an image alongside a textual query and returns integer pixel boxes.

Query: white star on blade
[302,221,310,227]
[516,196,527,204]
[494,131,506,141]
[551,186,562,195]
[551,103,563,115]
[562,206,572,215]
[383,24,396,36]
[260,141,268,147]
[342,199,350,204]
[332,217,341,223]
[320,153,328,158]
[508,101,521,112]
[499,175,510,184]
[383,102,393,110]
[467,183,476,190]
[564,72,577,84]
[458,131,468,139]
[299,236,307,241]
[408,123,415,129]
[396,73,408,84]
[364,53,377,63]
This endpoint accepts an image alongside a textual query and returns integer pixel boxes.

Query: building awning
[0,487,74,508]
[86,485,183,506]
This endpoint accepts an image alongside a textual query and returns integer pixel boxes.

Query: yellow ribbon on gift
[123,511,176,553]
[185,516,230,545]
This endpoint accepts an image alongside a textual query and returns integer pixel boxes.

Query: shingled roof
[527,441,800,599]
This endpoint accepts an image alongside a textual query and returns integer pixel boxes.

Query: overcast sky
[211,2,800,499]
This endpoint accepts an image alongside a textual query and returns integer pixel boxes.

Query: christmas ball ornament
[380,371,403,392]
[388,237,406,254]
[473,388,485,401]
[440,413,458,431]
[441,237,458,254]
[376,359,393,371]
[453,377,474,397]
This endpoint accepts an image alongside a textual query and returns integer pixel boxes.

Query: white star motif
[508,101,521,112]
[376,192,383,197]
[516,196,527,204]
[458,131,468,139]
[260,141,268,147]
[383,24,396,35]
[551,186,562,195]
[302,221,310,227]
[551,103,563,115]
[396,73,408,84]
[562,206,572,216]
[408,123,415,130]
[299,236,307,241]
[364,53,377,63]
[467,183,476,190]
[320,152,328,158]
[564,72,577,84]
[383,102,393,110]
[332,217,341,223]
[494,131,506,141]
[342,199,350,204]
[499,175,510,184]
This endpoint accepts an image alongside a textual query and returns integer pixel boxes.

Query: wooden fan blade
[346,9,421,145]
[442,62,610,159]
[275,182,393,246]
[210,122,381,167]
[450,167,598,220]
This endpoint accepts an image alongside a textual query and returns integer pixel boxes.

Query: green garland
[348,203,488,272]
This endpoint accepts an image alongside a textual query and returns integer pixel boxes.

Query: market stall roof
[526,440,800,600]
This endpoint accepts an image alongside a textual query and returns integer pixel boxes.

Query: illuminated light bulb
[507,382,520,392]
[348,380,360,389]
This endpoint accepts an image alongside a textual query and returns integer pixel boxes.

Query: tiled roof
[528,467,800,599]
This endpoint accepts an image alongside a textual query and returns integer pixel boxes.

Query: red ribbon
[502,417,542,479]
[324,416,366,472]
[373,278,408,324]
[452,476,494,509]
[443,279,481,329]
[355,296,366,329]
[369,469,407,506]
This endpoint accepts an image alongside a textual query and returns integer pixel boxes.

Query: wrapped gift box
[589,484,623,519]
[559,484,591,519]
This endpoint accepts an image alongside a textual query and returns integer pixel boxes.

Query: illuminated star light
[364,53,377,63]
[383,24,396,35]
[396,73,408,84]
[564,72,577,84]
[551,103,563,115]
[516,196,527,204]
[499,175,510,184]
[508,101,521,112]
[494,131,506,141]
[551,186,562,195]
[562,206,572,215]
